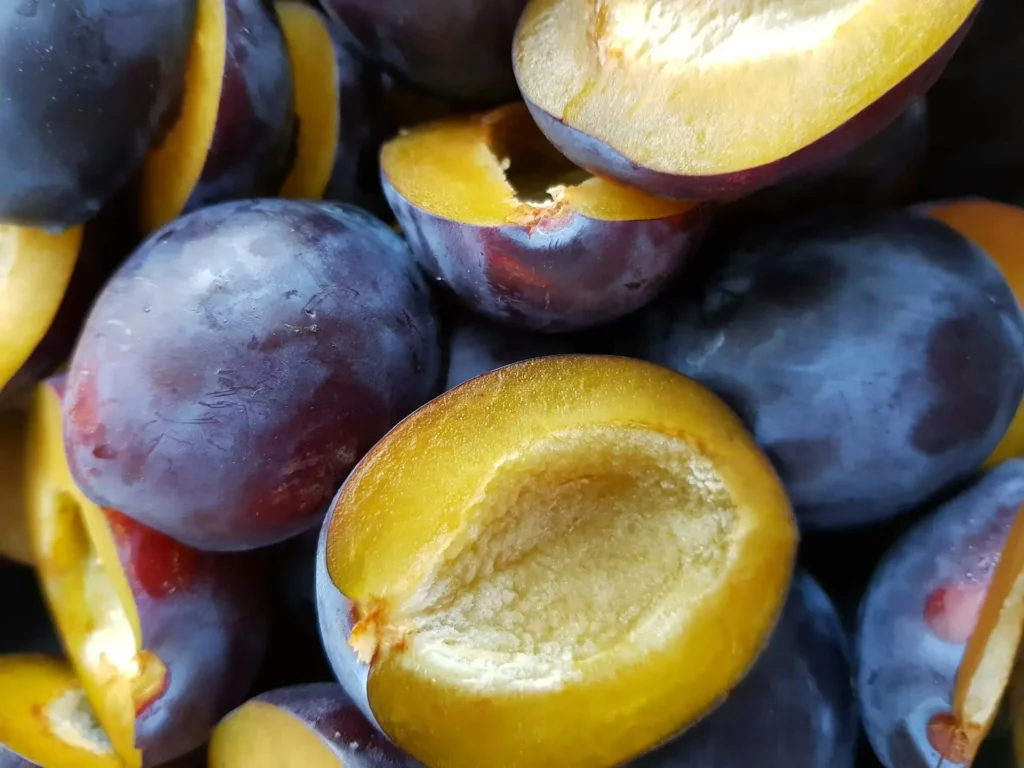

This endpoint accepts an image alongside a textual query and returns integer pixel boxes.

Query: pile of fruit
[2,0,1024,766]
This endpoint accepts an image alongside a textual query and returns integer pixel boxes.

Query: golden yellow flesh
[28,384,156,768]
[140,0,227,234]
[328,356,797,768]
[277,1,340,200]
[209,702,341,768]
[0,225,83,391]
[515,0,977,175]
[381,103,694,226]
[0,655,121,768]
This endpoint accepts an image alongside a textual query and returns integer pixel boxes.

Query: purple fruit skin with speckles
[638,211,1024,528]
[63,200,442,552]
[856,460,1024,768]
[247,684,421,767]
[630,572,857,768]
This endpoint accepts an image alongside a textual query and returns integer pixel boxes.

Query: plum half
[383,103,707,332]
[0,1,195,229]
[209,684,419,767]
[637,210,1024,528]
[28,377,268,767]
[317,355,797,768]
[857,460,1024,768]
[513,0,978,200]
[139,0,295,234]
[276,1,379,203]
[923,200,1024,469]
[630,571,857,768]
[63,199,442,551]
[0,654,123,768]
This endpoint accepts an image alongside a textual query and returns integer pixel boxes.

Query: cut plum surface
[28,378,267,768]
[383,103,706,331]
[321,356,797,768]
[514,0,978,199]
[0,654,123,768]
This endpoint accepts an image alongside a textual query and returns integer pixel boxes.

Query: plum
[857,460,1024,768]
[139,0,296,234]
[28,377,269,768]
[383,103,708,332]
[210,684,420,767]
[637,210,1024,528]
[630,572,857,768]
[319,0,527,103]
[64,199,442,551]
[317,356,797,768]
[0,1,196,230]
[513,0,976,200]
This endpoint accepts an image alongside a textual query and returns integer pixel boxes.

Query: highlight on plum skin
[637,210,1024,529]
[629,571,857,768]
[62,199,443,552]
[857,459,1024,768]
[27,376,269,768]
[318,355,798,768]
[382,102,709,332]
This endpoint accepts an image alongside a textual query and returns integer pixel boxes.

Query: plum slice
[513,0,978,200]
[139,0,295,234]
[383,103,707,331]
[318,355,797,768]
[27,378,268,768]
[857,460,1024,768]
[0,654,122,768]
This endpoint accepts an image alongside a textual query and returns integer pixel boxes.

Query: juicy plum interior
[381,103,694,226]
[211,701,340,768]
[325,356,797,768]
[514,0,979,177]
[0,655,122,768]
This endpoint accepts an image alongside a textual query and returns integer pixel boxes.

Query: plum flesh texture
[0,1,195,230]
[210,684,419,767]
[63,199,442,551]
[630,572,857,768]
[319,0,527,104]
[638,211,1024,529]
[857,460,1024,768]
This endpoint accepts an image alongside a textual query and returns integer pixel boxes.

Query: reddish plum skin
[856,460,1024,768]
[631,572,857,768]
[319,0,527,104]
[181,0,295,215]
[99,507,267,766]
[518,15,973,202]
[63,200,442,551]
[0,1,196,229]
[384,177,709,332]
[245,684,420,766]
[638,212,1024,528]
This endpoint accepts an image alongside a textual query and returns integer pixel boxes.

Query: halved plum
[276,1,379,203]
[318,356,797,768]
[383,103,707,331]
[139,0,295,234]
[513,0,978,200]
[28,377,268,768]
[857,460,1024,768]
[0,654,123,768]
[924,200,1024,468]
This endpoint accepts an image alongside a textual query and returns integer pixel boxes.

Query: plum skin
[100,508,268,766]
[517,14,973,201]
[0,1,196,229]
[384,178,709,332]
[319,0,527,103]
[856,460,1024,768]
[63,200,442,551]
[631,572,857,768]
[638,211,1024,528]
